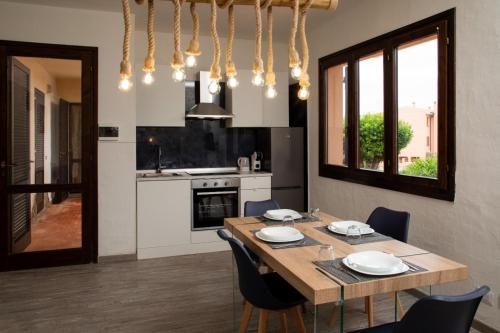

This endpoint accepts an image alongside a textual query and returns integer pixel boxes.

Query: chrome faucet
[156,146,166,173]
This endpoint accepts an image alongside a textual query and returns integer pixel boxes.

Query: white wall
[134,30,289,80]
[0,2,137,257]
[308,0,500,328]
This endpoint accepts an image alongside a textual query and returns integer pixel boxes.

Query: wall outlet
[481,289,496,307]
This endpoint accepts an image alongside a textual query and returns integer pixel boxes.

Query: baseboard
[98,253,137,263]
[407,289,499,333]
[137,242,229,259]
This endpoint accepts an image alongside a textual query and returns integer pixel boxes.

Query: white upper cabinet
[227,69,263,127]
[227,70,288,128]
[136,64,185,127]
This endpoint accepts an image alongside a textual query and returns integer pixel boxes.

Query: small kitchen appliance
[251,151,263,171]
[237,157,250,172]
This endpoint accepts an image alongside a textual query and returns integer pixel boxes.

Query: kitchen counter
[136,170,272,182]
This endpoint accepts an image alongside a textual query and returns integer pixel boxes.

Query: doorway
[0,40,98,270]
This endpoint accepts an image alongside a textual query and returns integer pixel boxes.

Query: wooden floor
[0,251,479,332]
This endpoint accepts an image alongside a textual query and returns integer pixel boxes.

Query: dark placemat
[252,230,321,249]
[315,226,392,245]
[314,258,427,284]
[256,213,320,226]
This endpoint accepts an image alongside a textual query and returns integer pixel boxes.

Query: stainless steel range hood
[186,71,234,119]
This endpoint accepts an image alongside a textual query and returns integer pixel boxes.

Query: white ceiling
[35,58,81,79]
[5,0,342,40]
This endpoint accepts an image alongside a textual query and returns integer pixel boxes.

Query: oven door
[192,187,239,230]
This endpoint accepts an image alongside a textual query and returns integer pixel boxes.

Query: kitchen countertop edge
[136,171,273,182]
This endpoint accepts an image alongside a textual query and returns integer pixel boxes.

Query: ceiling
[5,0,341,40]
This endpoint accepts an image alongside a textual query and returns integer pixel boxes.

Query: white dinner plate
[342,251,408,275]
[328,221,374,235]
[264,209,303,221]
[255,228,304,243]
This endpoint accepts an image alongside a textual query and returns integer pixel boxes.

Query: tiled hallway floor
[24,196,82,252]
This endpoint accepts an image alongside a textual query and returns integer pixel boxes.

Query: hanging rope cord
[186,2,201,56]
[210,0,222,80]
[171,0,185,69]
[288,0,300,69]
[218,0,237,77]
[120,0,132,77]
[253,0,264,74]
[299,0,313,86]
[144,0,156,72]
[261,0,275,86]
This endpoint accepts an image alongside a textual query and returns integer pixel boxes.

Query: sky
[358,36,438,115]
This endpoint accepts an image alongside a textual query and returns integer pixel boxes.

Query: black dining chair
[244,199,280,217]
[243,199,280,265]
[348,286,490,333]
[364,207,410,326]
[217,229,307,333]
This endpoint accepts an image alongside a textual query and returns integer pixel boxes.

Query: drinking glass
[346,225,362,240]
[309,207,320,218]
[317,244,335,263]
[282,215,295,228]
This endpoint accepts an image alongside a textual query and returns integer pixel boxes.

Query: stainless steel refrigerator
[270,127,305,211]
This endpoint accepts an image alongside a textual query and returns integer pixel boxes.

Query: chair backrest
[244,199,280,217]
[394,286,490,333]
[216,229,287,310]
[366,207,410,243]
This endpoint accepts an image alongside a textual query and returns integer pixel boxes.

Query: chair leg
[289,305,307,333]
[329,303,339,327]
[257,309,270,333]
[239,301,254,333]
[388,292,405,319]
[366,295,374,327]
[279,312,288,333]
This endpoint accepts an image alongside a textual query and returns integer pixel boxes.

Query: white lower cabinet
[137,180,191,251]
[240,176,272,216]
[240,188,272,216]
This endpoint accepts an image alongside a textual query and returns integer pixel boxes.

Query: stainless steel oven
[191,178,240,231]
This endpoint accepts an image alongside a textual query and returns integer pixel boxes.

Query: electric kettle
[237,157,250,172]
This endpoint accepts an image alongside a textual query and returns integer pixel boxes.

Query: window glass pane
[397,34,438,178]
[358,51,384,171]
[9,191,82,254]
[8,56,82,186]
[326,63,348,167]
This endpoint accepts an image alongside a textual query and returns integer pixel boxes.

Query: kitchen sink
[138,172,186,178]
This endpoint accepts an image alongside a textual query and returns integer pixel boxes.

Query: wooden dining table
[224,212,468,332]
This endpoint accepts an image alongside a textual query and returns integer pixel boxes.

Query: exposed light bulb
[291,65,302,80]
[265,85,278,99]
[227,76,239,89]
[185,55,197,68]
[172,68,186,83]
[142,71,154,85]
[251,72,264,87]
[298,86,310,100]
[208,79,221,95]
[118,76,133,92]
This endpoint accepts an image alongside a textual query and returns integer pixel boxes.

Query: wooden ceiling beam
[135,0,338,11]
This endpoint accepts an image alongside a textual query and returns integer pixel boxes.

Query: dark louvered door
[9,58,31,253]
[0,42,98,271]
[34,89,45,213]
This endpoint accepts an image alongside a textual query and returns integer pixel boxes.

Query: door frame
[0,40,98,270]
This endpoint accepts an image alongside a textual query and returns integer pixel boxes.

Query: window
[319,9,455,201]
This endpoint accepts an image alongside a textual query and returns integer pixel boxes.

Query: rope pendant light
[264,3,277,99]
[185,2,202,68]
[298,0,313,100]
[142,0,156,85]
[208,0,222,95]
[119,0,133,91]
[288,0,302,81]
[221,0,239,89]
[251,0,264,87]
[171,0,186,82]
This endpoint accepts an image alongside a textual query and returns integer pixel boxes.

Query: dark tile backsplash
[137,120,270,170]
